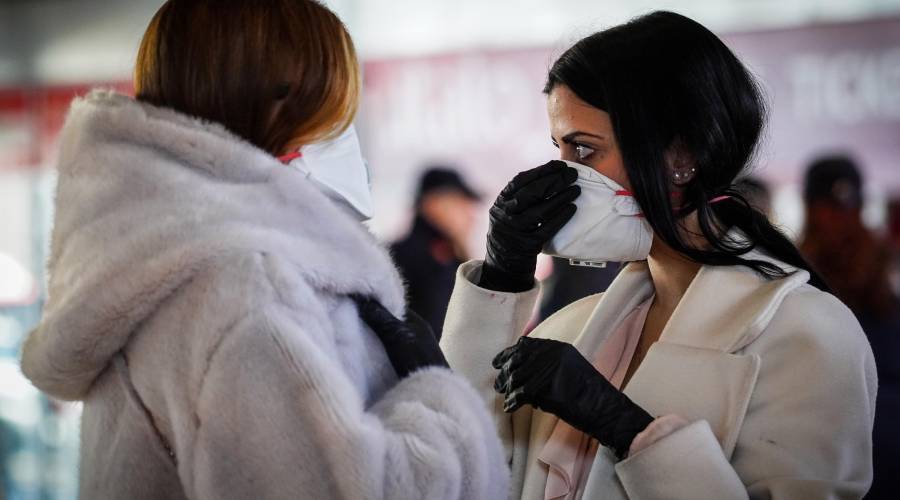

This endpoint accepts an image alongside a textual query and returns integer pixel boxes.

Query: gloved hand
[492,337,654,459]
[479,161,580,292]
[352,295,449,379]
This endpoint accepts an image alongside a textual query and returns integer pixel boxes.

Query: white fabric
[441,254,877,500]
[20,90,508,500]
[543,161,652,266]
[284,124,374,221]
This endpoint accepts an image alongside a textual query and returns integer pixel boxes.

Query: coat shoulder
[196,249,328,325]
[766,284,869,354]
[749,283,876,397]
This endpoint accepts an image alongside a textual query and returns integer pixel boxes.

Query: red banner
[0,82,132,170]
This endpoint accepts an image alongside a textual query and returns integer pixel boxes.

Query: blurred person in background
[17,1,506,499]
[391,167,480,338]
[885,198,900,299]
[441,11,876,499]
[799,156,896,320]
[798,156,899,500]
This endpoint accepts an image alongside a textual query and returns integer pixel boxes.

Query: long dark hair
[545,11,829,291]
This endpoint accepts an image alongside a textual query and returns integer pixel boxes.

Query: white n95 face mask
[543,160,653,267]
[279,124,374,221]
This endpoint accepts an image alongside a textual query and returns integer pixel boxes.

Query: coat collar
[570,242,810,356]
[659,250,808,353]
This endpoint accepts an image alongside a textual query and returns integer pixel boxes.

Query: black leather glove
[492,337,654,459]
[479,161,580,293]
[352,295,449,379]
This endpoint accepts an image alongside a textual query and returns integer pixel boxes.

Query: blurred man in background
[392,168,480,338]
[800,156,897,322]
[798,155,899,500]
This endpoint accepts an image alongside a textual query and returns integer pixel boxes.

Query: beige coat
[441,255,877,499]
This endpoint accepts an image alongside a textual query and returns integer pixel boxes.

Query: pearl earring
[674,168,696,182]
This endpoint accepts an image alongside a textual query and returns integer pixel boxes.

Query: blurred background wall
[0,1,899,498]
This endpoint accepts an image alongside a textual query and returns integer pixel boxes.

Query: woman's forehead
[546,86,613,136]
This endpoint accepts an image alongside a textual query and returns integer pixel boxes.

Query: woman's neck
[624,226,704,387]
[646,212,705,311]
[647,238,702,311]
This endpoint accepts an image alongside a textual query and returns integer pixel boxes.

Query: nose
[558,147,576,164]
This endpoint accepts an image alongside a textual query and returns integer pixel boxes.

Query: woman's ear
[665,141,696,187]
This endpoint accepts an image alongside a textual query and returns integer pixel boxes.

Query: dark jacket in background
[392,216,464,339]
[538,257,620,322]
[862,307,900,500]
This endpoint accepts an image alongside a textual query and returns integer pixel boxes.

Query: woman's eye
[575,144,595,161]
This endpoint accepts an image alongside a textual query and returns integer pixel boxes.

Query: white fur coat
[20,91,508,500]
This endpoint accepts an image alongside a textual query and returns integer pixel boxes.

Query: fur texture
[20,91,508,500]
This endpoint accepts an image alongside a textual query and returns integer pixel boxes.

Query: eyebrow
[554,132,608,144]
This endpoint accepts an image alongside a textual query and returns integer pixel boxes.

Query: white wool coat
[441,257,877,499]
[20,91,508,500]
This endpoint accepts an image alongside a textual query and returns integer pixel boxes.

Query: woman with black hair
[441,11,876,500]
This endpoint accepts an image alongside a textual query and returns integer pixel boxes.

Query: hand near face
[480,161,580,292]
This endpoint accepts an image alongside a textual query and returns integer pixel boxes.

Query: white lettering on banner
[788,47,900,123]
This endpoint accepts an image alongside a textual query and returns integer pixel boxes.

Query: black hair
[545,11,829,291]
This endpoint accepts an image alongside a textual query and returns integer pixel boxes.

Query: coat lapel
[622,249,809,458]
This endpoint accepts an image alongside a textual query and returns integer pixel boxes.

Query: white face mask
[279,124,374,221]
[543,160,653,267]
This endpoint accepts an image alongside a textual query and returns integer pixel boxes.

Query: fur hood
[21,90,405,401]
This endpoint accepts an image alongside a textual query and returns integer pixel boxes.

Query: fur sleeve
[185,299,508,500]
